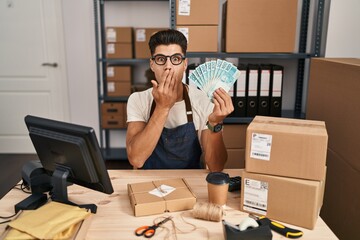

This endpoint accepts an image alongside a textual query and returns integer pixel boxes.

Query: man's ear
[183,58,188,71]
[150,58,155,72]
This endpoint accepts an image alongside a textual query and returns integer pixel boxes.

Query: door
[0,0,69,153]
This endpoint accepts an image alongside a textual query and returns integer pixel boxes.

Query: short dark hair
[148,29,187,56]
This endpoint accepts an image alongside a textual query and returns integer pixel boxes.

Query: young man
[126,29,234,171]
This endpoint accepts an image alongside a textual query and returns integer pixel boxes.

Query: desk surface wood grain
[0,169,338,239]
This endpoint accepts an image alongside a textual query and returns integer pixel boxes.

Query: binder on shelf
[246,64,260,117]
[270,64,284,117]
[258,64,271,116]
[233,64,247,117]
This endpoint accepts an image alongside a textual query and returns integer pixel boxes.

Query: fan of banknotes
[188,59,241,100]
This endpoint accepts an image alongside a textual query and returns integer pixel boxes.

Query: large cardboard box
[224,0,298,53]
[128,178,196,217]
[240,171,325,229]
[176,0,219,25]
[245,116,328,180]
[177,26,218,52]
[106,66,131,82]
[106,27,132,43]
[106,43,133,59]
[306,58,360,240]
[135,28,165,59]
[101,102,127,129]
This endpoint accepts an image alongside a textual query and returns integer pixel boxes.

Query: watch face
[214,124,223,132]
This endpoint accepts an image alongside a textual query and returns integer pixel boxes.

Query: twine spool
[192,202,223,222]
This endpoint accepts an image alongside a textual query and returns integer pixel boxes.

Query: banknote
[188,59,241,100]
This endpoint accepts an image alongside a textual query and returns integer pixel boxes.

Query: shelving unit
[93,0,330,161]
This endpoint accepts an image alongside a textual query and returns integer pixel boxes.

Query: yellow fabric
[8,202,91,239]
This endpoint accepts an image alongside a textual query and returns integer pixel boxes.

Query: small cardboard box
[101,102,125,115]
[106,43,133,59]
[176,0,219,25]
[135,28,166,59]
[107,81,131,97]
[224,0,298,53]
[106,66,131,82]
[176,26,218,52]
[106,27,132,43]
[128,178,196,217]
[246,116,328,180]
[241,171,325,229]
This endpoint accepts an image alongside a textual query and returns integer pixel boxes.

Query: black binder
[270,64,284,117]
[258,64,271,116]
[233,64,247,117]
[246,64,260,117]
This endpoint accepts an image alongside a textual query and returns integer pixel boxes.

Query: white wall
[325,0,360,57]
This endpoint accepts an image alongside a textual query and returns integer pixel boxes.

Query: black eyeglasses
[151,54,186,66]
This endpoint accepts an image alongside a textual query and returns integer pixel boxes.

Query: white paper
[106,28,116,42]
[107,43,115,54]
[178,0,191,16]
[250,133,272,161]
[107,67,114,77]
[149,184,175,198]
[136,29,146,42]
[243,178,268,215]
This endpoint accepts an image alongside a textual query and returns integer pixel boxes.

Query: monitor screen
[23,115,114,212]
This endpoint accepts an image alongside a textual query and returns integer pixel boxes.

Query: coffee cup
[206,172,230,206]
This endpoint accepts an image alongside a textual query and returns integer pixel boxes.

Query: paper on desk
[149,184,175,197]
[8,201,91,239]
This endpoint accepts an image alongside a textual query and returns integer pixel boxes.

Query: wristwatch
[206,121,223,133]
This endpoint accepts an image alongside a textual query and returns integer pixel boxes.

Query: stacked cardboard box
[106,66,132,97]
[134,28,166,59]
[306,58,360,239]
[241,116,328,229]
[176,0,219,52]
[106,27,133,59]
[223,124,247,169]
[223,0,298,53]
[101,102,127,129]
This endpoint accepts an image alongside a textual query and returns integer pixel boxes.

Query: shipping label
[250,133,272,161]
[243,178,268,215]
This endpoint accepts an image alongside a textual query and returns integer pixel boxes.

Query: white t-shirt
[127,85,213,131]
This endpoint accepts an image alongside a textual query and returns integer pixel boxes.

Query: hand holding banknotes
[208,87,234,125]
[151,68,178,111]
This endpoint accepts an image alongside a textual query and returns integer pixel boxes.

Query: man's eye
[156,56,166,62]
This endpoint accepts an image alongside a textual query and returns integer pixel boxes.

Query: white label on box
[178,0,191,16]
[136,29,146,42]
[106,28,116,42]
[107,82,115,92]
[107,43,115,54]
[243,178,268,215]
[177,27,189,43]
[149,184,176,197]
[107,67,114,77]
[250,133,272,161]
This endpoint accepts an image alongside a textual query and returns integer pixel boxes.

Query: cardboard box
[101,115,126,129]
[101,102,125,115]
[306,58,360,240]
[128,178,196,217]
[223,124,247,149]
[224,0,298,52]
[106,43,133,59]
[245,116,328,180]
[107,81,131,97]
[101,102,127,129]
[135,28,165,59]
[176,0,219,25]
[240,171,325,229]
[307,58,360,172]
[177,26,218,52]
[225,149,245,169]
[106,66,131,82]
[106,27,132,43]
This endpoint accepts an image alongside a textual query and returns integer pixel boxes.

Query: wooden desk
[0,169,338,239]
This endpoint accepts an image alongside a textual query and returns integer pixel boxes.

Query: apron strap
[150,84,193,122]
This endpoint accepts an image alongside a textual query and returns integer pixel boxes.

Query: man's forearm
[203,130,227,172]
[127,108,169,168]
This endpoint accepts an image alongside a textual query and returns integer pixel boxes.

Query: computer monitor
[22,115,114,213]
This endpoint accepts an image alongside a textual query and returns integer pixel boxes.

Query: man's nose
[164,58,173,70]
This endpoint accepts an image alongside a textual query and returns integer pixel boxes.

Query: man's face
[150,44,187,85]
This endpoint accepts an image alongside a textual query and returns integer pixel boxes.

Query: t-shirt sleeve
[126,92,148,123]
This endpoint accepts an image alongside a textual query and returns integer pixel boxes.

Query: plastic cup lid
[206,172,230,185]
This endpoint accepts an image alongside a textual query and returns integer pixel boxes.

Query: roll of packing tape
[239,217,259,231]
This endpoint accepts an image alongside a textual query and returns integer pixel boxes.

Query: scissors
[135,216,172,238]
